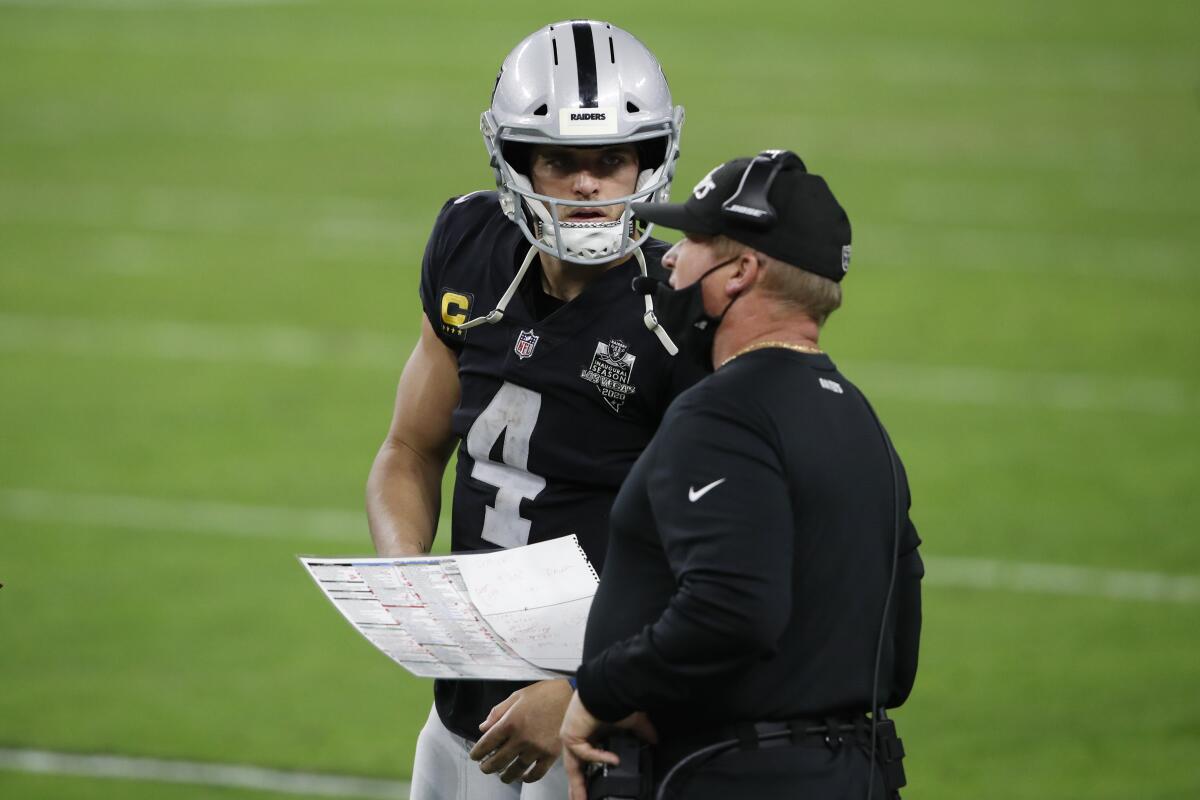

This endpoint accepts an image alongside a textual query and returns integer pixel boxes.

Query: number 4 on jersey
[465,382,547,548]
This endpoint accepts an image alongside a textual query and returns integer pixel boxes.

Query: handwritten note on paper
[455,536,599,671]
[301,535,600,680]
[484,596,595,672]
[456,535,599,615]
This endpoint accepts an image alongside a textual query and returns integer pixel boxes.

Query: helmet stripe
[571,21,599,108]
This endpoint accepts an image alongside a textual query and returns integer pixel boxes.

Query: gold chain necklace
[718,340,824,370]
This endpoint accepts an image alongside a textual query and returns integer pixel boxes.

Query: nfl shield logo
[514,329,539,359]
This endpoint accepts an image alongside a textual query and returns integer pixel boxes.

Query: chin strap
[635,248,679,356]
[459,244,681,359]
[457,245,540,330]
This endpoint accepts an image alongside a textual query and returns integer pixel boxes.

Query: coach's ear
[724,250,764,298]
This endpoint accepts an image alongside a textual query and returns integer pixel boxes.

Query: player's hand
[469,678,574,784]
[560,691,657,800]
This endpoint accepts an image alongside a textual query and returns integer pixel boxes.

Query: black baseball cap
[632,150,852,281]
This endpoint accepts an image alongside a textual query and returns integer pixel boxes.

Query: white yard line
[844,360,1189,415]
[0,748,409,799]
[0,182,412,246]
[1,181,1193,278]
[0,487,366,542]
[923,556,1200,605]
[0,313,410,369]
[2,487,1196,605]
[1,312,1190,414]
[866,221,1196,282]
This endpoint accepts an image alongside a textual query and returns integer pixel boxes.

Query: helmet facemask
[493,139,673,265]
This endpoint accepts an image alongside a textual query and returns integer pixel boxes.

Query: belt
[657,715,870,764]
[726,716,872,751]
[653,715,889,800]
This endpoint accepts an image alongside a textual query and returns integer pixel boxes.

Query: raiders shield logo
[580,339,637,412]
[514,329,539,359]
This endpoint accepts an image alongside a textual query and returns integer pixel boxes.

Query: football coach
[560,150,924,800]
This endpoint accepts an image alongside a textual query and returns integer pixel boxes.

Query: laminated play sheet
[301,535,598,680]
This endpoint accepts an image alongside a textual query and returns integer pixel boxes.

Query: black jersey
[417,191,703,739]
[576,349,923,734]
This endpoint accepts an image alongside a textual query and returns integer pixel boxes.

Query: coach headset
[590,151,908,800]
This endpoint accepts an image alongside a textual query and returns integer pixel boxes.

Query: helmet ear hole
[626,101,640,113]
[501,142,534,178]
[533,104,548,116]
[636,136,668,172]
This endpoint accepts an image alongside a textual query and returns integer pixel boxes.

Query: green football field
[2,1,1198,798]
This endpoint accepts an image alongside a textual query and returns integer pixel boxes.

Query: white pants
[410,704,569,800]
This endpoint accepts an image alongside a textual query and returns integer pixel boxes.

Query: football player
[365,20,699,800]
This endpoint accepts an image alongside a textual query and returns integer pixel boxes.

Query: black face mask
[640,257,739,371]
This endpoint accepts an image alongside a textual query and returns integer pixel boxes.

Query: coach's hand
[470,678,574,784]
[561,691,657,800]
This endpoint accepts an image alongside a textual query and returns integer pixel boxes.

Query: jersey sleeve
[418,196,465,351]
[576,393,795,721]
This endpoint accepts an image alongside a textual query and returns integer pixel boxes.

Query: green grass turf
[1,520,425,775]
[0,772,349,800]
[2,0,1198,798]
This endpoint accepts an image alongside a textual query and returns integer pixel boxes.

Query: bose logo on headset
[724,203,767,218]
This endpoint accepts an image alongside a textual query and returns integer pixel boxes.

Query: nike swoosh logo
[688,478,726,503]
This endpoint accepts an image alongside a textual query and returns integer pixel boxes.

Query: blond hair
[699,235,843,326]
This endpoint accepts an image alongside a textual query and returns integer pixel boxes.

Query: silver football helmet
[481,20,685,267]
